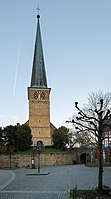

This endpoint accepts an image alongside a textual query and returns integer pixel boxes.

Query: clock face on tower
[34,91,45,100]
[40,92,45,99]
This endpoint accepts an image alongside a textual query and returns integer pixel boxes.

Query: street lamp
[27,140,50,176]
[36,140,44,173]
[32,141,44,172]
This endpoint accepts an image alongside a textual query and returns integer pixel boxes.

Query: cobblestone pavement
[0,165,111,199]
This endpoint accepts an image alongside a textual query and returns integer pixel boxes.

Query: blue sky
[0,0,111,128]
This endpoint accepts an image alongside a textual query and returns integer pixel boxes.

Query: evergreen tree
[16,125,32,151]
[52,126,69,150]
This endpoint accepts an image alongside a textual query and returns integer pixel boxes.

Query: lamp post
[36,140,44,173]
[32,141,44,172]
[27,140,50,176]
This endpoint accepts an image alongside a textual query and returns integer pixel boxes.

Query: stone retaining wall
[0,153,76,168]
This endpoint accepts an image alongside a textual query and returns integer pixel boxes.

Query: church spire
[31,13,48,88]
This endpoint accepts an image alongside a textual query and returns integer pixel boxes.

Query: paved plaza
[0,165,111,199]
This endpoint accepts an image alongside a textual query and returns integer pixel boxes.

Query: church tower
[28,14,52,146]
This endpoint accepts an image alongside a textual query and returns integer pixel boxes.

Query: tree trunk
[9,152,11,169]
[98,137,103,198]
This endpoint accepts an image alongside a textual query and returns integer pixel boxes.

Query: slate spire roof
[31,14,48,88]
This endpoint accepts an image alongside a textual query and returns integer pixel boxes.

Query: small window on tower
[39,120,41,123]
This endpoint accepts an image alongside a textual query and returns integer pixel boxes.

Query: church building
[27,13,56,146]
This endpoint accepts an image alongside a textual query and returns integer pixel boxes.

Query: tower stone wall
[28,87,52,145]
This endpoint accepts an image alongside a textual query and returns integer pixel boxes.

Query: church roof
[31,14,48,88]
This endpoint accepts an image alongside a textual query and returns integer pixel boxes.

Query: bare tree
[69,128,97,148]
[66,91,111,197]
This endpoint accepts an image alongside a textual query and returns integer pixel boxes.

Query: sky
[0,0,111,129]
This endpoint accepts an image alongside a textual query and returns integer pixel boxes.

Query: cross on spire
[37,6,40,15]
[31,9,48,88]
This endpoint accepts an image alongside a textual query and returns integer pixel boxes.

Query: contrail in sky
[13,43,21,98]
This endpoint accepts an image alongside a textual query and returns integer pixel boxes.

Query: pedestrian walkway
[0,190,68,199]
[0,165,111,199]
[0,170,15,191]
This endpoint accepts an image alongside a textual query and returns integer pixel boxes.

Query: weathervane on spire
[37,6,40,18]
